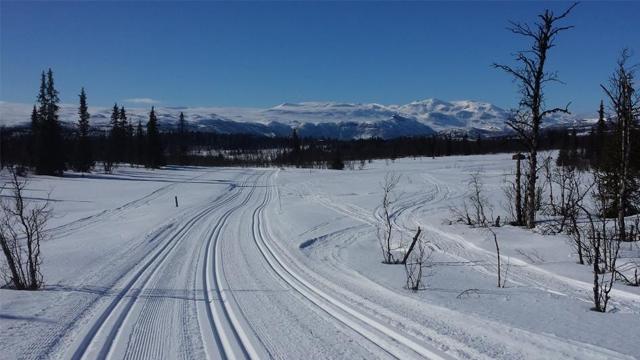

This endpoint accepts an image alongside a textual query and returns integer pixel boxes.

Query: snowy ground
[1,155,639,359]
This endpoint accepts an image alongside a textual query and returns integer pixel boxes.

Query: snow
[1,155,639,359]
[0,99,591,139]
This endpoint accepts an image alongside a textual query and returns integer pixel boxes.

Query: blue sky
[1,1,638,114]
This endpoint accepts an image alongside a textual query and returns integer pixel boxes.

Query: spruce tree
[35,69,65,175]
[118,106,131,164]
[177,112,188,164]
[135,120,145,166]
[145,107,164,168]
[291,128,301,166]
[29,105,38,167]
[73,87,93,172]
[109,103,126,165]
[595,100,607,167]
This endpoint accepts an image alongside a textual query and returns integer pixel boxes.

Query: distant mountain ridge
[0,99,592,139]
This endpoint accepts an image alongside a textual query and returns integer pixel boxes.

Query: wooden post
[175,196,179,207]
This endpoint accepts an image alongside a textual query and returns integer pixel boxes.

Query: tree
[135,120,145,166]
[329,147,344,170]
[595,100,607,166]
[177,111,188,165]
[404,228,430,291]
[106,103,121,171]
[73,87,93,172]
[0,168,51,289]
[378,173,401,264]
[34,69,65,176]
[493,3,576,228]
[29,105,38,167]
[119,106,131,164]
[291,128,302,166]
[600,50,640,240]
[145,107,164,168]
[512,153,526,225]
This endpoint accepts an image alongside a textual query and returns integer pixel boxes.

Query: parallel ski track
[251,171,451,360]
[51,169,236,239]
[69,173,255,360]
[200,171,267,360]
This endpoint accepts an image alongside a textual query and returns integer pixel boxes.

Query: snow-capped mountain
[0,99,588,139]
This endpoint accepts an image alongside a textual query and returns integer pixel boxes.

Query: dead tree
[468,171,492,227]
[580,176,623,312]
[0,168,51,289]
[378,173,401,264]
[600,49,639,241]
[494,3,577,228]
[404,230,430,291]
[512,153,526,225]
[401,227,422,265]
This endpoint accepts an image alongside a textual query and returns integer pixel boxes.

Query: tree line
[2,69,166,175]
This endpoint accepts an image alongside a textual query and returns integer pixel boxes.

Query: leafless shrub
[378,172,401,264]
[469,171,492,227]
[578,176,623,312]
[404,229,431,291]
[0,168,51,289]
[486,227,508,288]
[452,171,493,227]
[501,173,518,225]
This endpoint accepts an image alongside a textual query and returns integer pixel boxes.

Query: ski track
[254,171,453,360]
[9,170,248,360]
[6,164,639,359]
[290,170,638,359]
[65,173,256,360]
[49,168,236,239]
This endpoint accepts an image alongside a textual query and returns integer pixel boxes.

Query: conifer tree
[73,87,93,172]
[135,120,145,166]
[145,107,164,168]
[29,105,38,167]
[118,106,132,164]
[108,103,121,166]
[34,69,65,175]
[291,128,301,166]
[177,112,188,164]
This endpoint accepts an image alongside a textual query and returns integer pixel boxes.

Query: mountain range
[0,99,593,139]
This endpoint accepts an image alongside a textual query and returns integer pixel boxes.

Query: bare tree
[452,171,493,228]
[574,174,623,312]
[494,3,577,228]
[401,227,422,265]
[404,229,431,291]
[512,153,526,225]
[0,168,51,289]
[600,49,639,241]
[501,173,518,224]
[378,172,401,264]
[468,171,492,227]
[486,227,507,288]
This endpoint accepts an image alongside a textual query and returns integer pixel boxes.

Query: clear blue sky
[1,1,638,114]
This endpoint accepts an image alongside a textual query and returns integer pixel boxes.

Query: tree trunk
[401,227,421,265]
[515,157,523,225]
[0,236,25,289]
[526,147,538,229]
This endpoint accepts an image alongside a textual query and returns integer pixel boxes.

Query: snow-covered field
[1,154,639,359]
